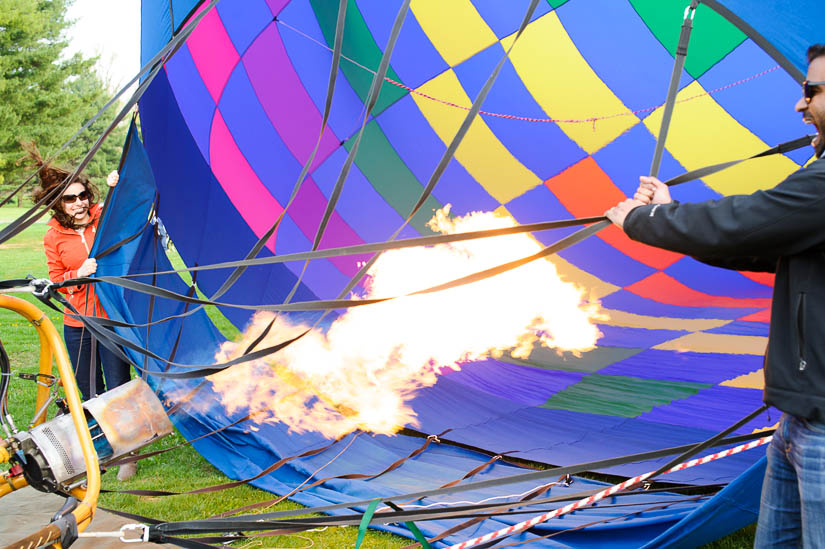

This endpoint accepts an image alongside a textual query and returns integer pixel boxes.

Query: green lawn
[0,205,755,547]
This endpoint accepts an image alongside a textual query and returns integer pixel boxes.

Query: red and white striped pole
[446,435,772,549]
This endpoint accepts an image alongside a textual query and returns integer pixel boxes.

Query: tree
[0,0,128,206]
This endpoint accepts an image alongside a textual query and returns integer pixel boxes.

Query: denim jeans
[754,413,825,548]
[63,325,132,400]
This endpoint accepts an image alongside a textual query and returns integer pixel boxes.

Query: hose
[0,337,11,435]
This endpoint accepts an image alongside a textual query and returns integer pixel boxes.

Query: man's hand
[107,170,119,187]
[634,176,671,205]
[605,199,645,229]
[77,258,98,278]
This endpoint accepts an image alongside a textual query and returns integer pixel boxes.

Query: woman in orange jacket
[30,151,132,402]
[29,145,138,480]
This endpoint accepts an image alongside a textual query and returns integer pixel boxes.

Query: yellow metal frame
[0,293,100,545]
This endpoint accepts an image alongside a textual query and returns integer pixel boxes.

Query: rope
[275,18,780,127]
[445,436,772,549]
[491,497,708,549]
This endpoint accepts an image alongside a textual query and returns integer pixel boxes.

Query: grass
[0,204,755,547]
[0,206,407,547]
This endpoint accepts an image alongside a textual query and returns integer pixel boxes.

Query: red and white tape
[446,435,772,549]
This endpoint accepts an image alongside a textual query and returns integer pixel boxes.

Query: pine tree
[0,0,127,205]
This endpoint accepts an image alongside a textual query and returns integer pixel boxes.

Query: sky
[65,0,142,92]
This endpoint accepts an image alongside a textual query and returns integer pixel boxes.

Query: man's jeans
[754,413,825,548]
[64,325,132,401]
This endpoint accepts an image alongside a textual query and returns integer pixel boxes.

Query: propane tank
[11,378,172,492]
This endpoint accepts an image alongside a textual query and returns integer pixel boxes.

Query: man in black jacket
[605,44,825,547]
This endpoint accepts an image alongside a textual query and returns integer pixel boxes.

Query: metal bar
[0,294,100,542]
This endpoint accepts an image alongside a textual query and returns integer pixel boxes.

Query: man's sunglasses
[61,190,90,204]
[803,80,825,103]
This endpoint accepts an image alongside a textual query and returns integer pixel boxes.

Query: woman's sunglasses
[61,190,90,204]
[803,80,825,103]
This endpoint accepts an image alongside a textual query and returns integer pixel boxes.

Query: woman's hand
[107,170,119,187]
[77,258,98,278]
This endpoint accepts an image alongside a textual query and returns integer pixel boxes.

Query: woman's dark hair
[23,142,97,229]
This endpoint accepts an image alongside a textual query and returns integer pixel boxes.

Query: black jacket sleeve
[624,159,825,262]
[690,255,777,273]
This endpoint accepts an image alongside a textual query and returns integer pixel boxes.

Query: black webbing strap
[93,196,157,261]
[104,431,349,497]
[445,405,768,548]
[88,331,98,398]
[186,0,348,316]
[55,223,607,313]
[650,1,699,177]
[488,497,709,549]
[147,533,220,549]
[279,0,411,312]
[0,217,606,339]
[38,130,812,316]
[75,0,348,369]
[112,492,713,548]
[115,494,714,548]
[60,218,607,319]
[3,130,808,321]
[405,408,766,547]
[437,452,518,490]
[0,182,66,247]
[381,502,433,549]
[32,282,313,378]
[141,227,161,377]
[95,113,136,228]
[662,133,815,187]
[164,381,208,415]
[281,0,540,315]
[23,226,603,378]
[154,272,199,395]
[307,0,411,254]
[42,219,608,325]
[302,0,542,337]
[146,484,727,535]
[145,428,770,538]
[6,131,810,379]
[0,279,32,290]
[119,216,606,281]
[455,406,767,548]
[212,430,452,518]
[528,131,814,279]
[645,403,768,481]
[409,471,568,547]
[9,122,804,377]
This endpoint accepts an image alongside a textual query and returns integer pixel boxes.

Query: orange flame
[209,207,602,438]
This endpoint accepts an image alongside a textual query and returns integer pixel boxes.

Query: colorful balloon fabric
[93,0,820,546]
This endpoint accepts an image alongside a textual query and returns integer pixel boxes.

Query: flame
[208,206,602,438]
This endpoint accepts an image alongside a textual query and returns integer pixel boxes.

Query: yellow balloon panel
[601,310,731,332]
[410,0,497,67]
[413,70,542,204]
[644,81,802,195]
[653,332,768,355]
[721,369,765,390]
[504,12,639,154]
